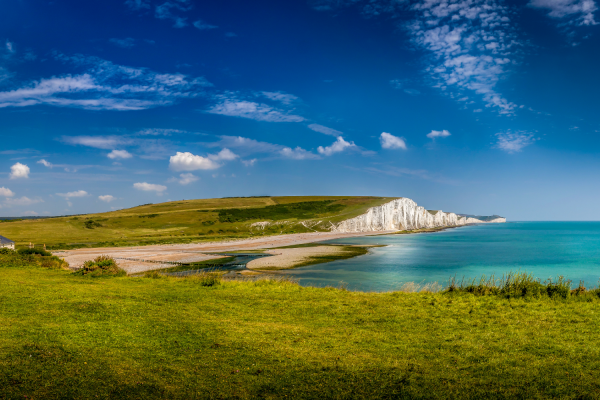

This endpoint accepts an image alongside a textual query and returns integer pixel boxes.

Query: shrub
[0,247,15,255]
[18,248,52,257]
[40,256,70,270]
[73,255,126,277]
[83,220,102,229]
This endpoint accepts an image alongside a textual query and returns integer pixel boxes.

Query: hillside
[0,196,397,250]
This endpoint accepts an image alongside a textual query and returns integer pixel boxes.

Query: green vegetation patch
[73,255,126,277]
[5,264,600,398]
[217,200,345,223]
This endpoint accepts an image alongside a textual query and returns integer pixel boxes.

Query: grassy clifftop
[3,262,600,398]
[0,196,396,249]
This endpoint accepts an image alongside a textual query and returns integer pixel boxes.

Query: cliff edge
[332,198,506,233]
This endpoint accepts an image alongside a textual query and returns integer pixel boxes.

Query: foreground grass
[3,267,600,398]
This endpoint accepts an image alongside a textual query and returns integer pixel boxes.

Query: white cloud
[426,129,451,139]
[37,159,53,168]
[107,149,133,159]
[5,40,14,53]
[308,123,343,136]
[136,128,186,136]
[280,147,320,160]
[62,135,131,149]
[57,190,88,198]
[0,54,212,111]
[134,182,167,193]
[178,173,199,185]
[317,137,356,156]
[407,0,519,114]
[4,196,43,206]
[155,1,192,27]
[109,38,136,48]
[529,0,598,26]
[99,195,116,202]
[380,132,407,149]
[207,99,304,122]
[261,91,299,105]
[242,159,257,167]
[194,20,218,30]
[10,163,30,179]
[209,135,319,160]
[169,151,221,171]
[0,187,15,197]
[209,148,238,161]
[495,131,537,153]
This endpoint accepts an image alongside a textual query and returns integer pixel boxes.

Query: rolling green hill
[0,196,397,250]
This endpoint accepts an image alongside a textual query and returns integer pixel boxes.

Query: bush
[0,247,15,255]
[73,255,126,277]
[83,220,102,229]
[40,256,70,270]
[18,248,52,257]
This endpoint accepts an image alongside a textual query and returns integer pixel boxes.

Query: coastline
[56,230,397,274]
[56,224,483,274]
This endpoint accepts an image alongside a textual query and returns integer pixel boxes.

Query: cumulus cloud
[317,137,356,156]
[37,159,53,168]
[177,173,199,185]
[380,132,407,149]
[495,131,537,153]
[10,163,30,179]
[529,0,598,26]
[99,195,116,202]
[107,150,133,159]
[308,123,343,136]
[0,187,15,197]
[0,54,211,111]
[169,152,221,171]
[133,182,167,193]
[194,20,218,30]
[57,190,88,198]
[427,129,451,139]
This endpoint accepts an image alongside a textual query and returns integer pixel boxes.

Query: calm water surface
[281,222,600,291]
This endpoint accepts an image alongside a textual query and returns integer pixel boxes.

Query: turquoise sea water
[281,222,600,292]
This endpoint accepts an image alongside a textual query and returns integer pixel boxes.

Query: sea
[281,222,600,292]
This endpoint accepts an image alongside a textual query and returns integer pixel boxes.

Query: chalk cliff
[332,198,506,233]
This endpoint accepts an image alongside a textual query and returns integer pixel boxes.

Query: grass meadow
[0,196,395,250]
[3,255,600,399]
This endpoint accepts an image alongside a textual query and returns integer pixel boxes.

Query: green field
[0,196,396,250]
[2,257,600,399]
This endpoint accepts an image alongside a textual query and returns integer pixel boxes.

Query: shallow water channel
[164,253,271,277]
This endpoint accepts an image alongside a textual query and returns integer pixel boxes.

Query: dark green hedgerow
[217,200,345,223]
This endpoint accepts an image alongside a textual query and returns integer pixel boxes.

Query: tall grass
[445,271,599,299]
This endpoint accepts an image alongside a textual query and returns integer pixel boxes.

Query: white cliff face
[332,198,505,233]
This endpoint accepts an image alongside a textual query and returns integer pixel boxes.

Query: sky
[1,0,599,220]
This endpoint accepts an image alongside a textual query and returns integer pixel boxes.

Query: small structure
[0,235,15,250]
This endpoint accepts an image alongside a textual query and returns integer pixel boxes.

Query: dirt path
[55,231,394,274]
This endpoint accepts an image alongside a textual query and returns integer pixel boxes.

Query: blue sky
[1,0,599,220]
